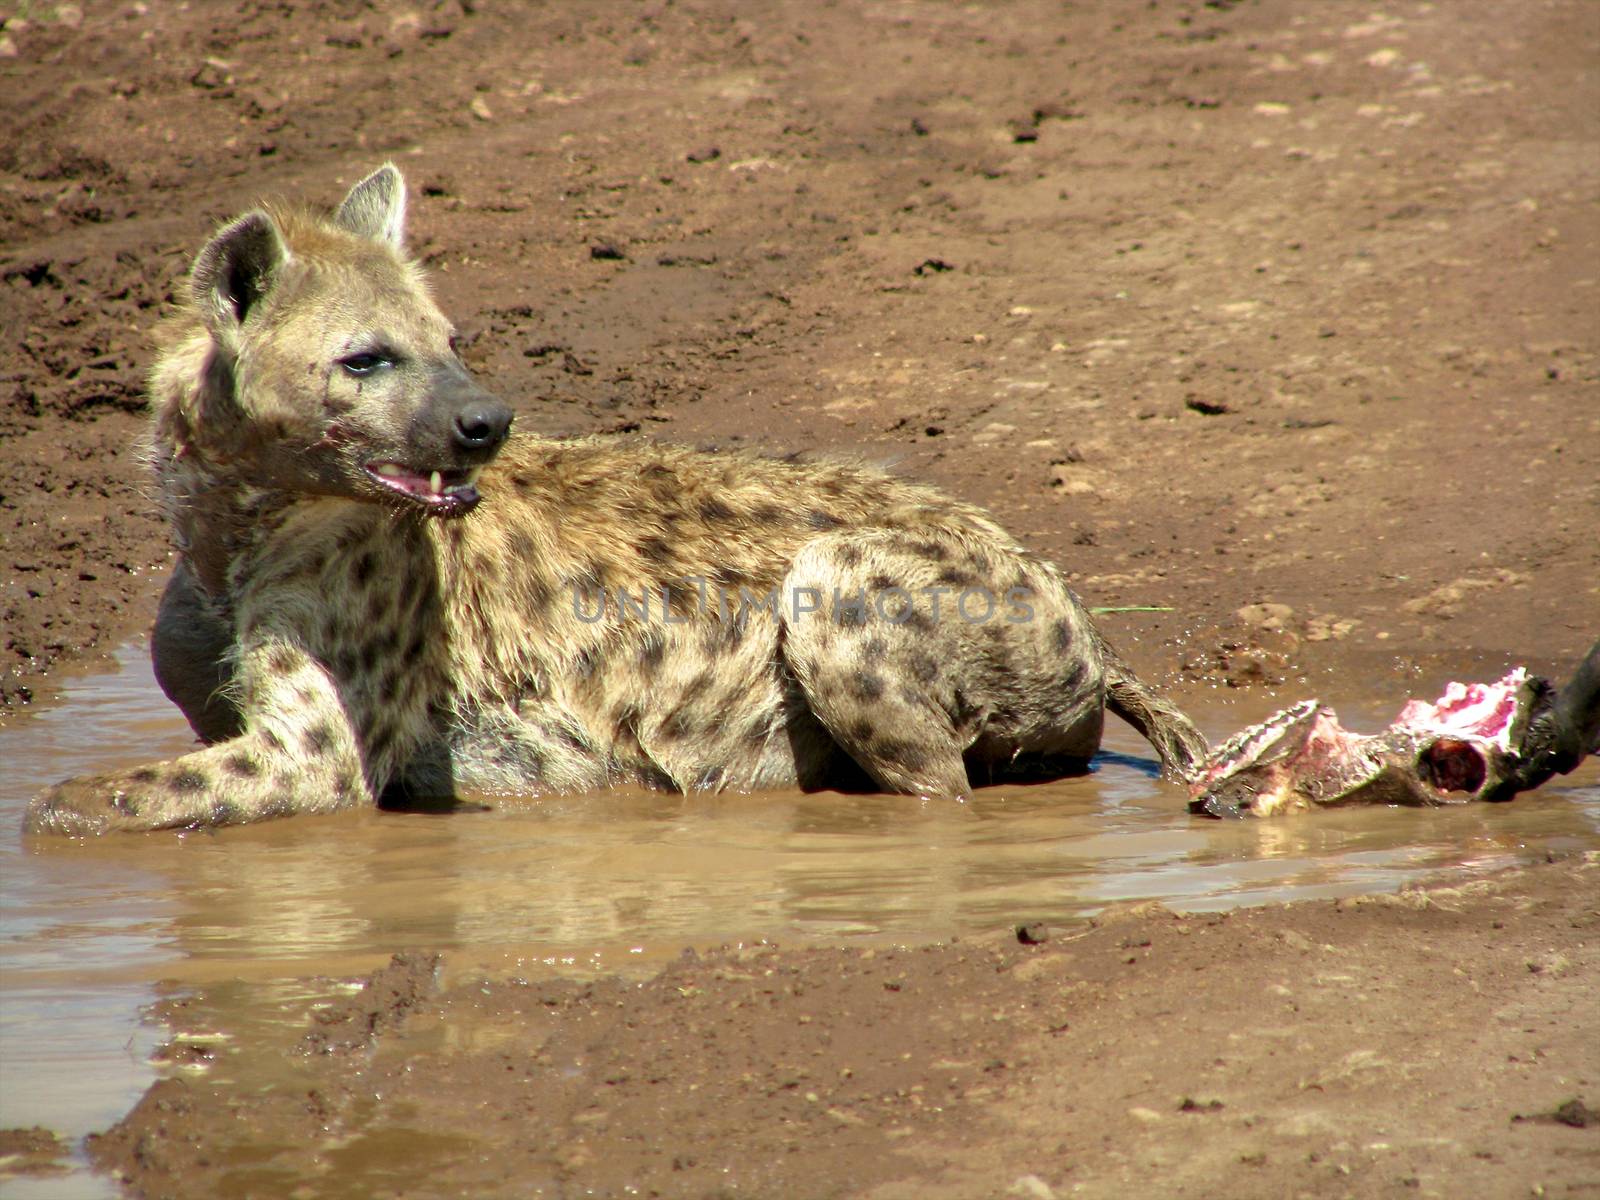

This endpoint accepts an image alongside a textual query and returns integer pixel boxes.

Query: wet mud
[2,0,1597,1196]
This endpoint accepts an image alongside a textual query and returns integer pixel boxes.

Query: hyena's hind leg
[779,530,1108,798]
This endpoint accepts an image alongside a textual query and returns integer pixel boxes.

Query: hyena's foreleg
[25,642,371,834]
[153,559,243,744]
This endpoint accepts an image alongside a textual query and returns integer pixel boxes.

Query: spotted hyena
[24,165,1207,835]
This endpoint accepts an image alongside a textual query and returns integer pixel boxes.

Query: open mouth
[364,462,484,516]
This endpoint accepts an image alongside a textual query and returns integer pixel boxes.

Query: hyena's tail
[1094,631,1209,781]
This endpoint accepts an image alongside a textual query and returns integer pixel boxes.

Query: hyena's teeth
[465,466,483,486]
[374,463,405,478]
[430,470,443,494]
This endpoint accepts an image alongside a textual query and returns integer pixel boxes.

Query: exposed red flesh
[1191,670,1528,816]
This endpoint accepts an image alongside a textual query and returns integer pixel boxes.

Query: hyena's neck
[162,457,293,600]
[149,328,305,600]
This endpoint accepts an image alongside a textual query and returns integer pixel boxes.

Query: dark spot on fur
[366,723,393,762]
[210,799,245,824]
[638,535,673,564]
[840,544,863,567]
[874,740,929,772]
[910,654,940,683]
[1052,618,1074,654]
[131,767,160,783]
[699,497,736,522]
[696,765,726,789]
[523,573,554,611]
[353,550,377,589]
[303,723,335,756]
[1061,657,1088,692]
[574,646,599,679]
[569,563,605,597]
[905,609,935,634]
[969,552,992,574]
[836,602,867,628]
[936,567,977,587]
[639,632,666,670]
[268,647,298,676]
[173,768,209,793]
[849,717,876,744]
[709,564,747,591]
[365,588,391,626]
[663,581,698,617]
[406,631,427,662]
[752,503,786,526]
[379,662,407,704]
[261,729,286,753]
[807,509,844,531]
[508,528,537,561]
[864,637,888,657]
[372,625,400,660]
[683,671,714,702]
[660,709,696,741]
[112,794,141,815]
[912,540,949,562]
[869,572,896,591]
[851,672,885,701]
[225,753,261,778]
[704,618,745,653]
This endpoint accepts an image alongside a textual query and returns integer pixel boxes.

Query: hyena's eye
[339,352,393,376]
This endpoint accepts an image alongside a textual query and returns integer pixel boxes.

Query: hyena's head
[161,164,512,516]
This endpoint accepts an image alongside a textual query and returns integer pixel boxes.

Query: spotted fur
[24,167,1206,834]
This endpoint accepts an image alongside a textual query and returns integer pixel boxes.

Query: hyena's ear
[190,209,289,340]
[334,163,406,248]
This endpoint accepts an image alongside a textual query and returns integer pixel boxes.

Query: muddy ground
[1,0,1596,1196]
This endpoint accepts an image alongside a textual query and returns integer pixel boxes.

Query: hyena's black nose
[452,399,513,452]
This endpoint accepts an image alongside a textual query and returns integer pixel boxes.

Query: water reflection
[0,641,1596,1194]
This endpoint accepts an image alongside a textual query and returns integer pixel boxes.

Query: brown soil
[2,0,1596,1196]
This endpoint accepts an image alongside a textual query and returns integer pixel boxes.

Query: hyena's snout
[368,362,513,517]
[452,392,513,455]
[432,360,512,458]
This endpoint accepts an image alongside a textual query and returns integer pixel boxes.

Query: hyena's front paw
[24,768,185,835]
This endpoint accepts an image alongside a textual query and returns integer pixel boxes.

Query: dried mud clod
[0,1126,70,1177]
[1513,1097,1597,1129]
[300,951,442,1056]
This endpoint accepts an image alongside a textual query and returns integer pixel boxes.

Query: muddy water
[2,642,1597,1195]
